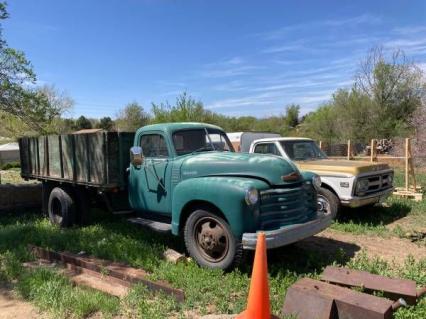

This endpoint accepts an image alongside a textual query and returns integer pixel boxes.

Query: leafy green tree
[355,47,424,138]
[0,3,72,134]
[330,89,375,142]
[284,104,300,129]
[151,92,210,123]
[97,116,115,131]
[115,102,150,131]
[75,116,92,130]
[56,118,76,134]
[300,104,339,144]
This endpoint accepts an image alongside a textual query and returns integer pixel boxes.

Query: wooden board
[19,132,135,189]
[393,189,423,202]
[321,266,418,305]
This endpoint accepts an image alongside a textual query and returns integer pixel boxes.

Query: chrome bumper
[241,213,333,250]
[341,187,394,208]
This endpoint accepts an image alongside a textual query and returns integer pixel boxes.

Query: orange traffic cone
[236,232,278,319]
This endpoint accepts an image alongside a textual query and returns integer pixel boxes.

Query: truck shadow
[336,202,412,226]
[241,236,360,277]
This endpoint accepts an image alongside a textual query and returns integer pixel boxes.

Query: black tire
[48,187,76,228]
[184,209,243,270]
[317,187,340,219]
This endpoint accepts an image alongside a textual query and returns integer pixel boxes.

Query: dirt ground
[0,284,45,319]
[299,229,426,265]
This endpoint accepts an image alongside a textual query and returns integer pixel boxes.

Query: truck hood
[180,151,299,185]
[296,159,390,176]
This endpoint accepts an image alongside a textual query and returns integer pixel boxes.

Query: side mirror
[130,146,144,166]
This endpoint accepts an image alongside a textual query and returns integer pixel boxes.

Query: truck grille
[259,185,317,230]
[355,172,393,196]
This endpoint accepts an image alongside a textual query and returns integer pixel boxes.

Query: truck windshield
[280,141,327,161]
[173,128,234,156]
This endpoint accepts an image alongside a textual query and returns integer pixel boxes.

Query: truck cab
[228,132,394,218]
[128,123,332,269]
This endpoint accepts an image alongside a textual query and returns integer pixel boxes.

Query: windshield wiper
[191,146,214,154]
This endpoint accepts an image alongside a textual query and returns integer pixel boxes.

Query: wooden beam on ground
[320,266,419,305]
[28,245,185,302]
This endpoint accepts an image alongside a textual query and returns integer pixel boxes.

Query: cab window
[253,143,280,156]
[140,134,169,157]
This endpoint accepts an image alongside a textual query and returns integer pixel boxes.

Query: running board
[128,217,172,233]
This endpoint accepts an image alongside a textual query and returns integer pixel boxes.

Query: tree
[115,102,150,131]
[300,104,339,144]
[75,116,92,130]
[284,104,300,129]
[355,47,424,138]
[97,117,115,131]
[56,118,76,134]
[0,3,72,134]
[330,89,376,142]
[151,92,210,123]
[410,87,426,163]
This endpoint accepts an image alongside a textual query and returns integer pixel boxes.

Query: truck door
[132,132,172,215]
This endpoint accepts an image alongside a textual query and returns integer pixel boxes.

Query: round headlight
[245,187,259,205]
[356,179,369,192]
[312,175,322,189]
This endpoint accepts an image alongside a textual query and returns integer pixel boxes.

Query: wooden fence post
[405,138,409,191]
[370,139,377,162]
[405,138,417,191]
[347,139,352,160]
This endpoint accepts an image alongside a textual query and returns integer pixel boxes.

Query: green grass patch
[0,212,425,318]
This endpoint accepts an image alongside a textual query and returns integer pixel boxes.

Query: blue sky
[4,1,426,118]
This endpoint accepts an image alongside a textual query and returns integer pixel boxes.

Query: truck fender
[318,176,344,199]
[171,177,266,237]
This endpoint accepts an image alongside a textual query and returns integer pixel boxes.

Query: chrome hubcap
[317,195,331,215]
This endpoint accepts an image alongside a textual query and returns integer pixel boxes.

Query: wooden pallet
[393,187,423,202]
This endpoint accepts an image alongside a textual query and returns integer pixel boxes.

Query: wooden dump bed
[19,131,135,189]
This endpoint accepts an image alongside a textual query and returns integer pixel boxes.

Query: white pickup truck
[228,132,394,217]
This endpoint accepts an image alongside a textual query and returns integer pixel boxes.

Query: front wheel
[317,187,340,219]
[184,209,243,270]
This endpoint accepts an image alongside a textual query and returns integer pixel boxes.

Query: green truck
[19,122,332,269]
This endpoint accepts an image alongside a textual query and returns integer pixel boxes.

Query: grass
[330,168,426,240]
[0,167,35,184]
[0,169,425,318]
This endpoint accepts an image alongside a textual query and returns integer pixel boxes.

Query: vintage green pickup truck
[19,122,332,269]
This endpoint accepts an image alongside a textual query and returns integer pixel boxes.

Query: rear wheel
[48,187,76,228]
[184,209,243,270]
[317,187,340,219]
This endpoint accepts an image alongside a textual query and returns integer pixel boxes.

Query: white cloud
[254,14,382,40]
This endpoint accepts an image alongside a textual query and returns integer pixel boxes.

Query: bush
[1,161,20,170]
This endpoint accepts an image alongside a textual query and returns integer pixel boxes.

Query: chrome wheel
[317,194,331,215]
